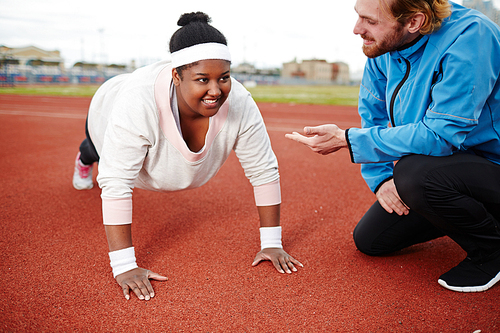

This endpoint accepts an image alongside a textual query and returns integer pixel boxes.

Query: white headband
[171,42,231,68]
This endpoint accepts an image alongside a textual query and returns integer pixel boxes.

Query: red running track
[0,94,498,332]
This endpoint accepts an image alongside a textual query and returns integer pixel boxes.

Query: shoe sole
[438,270,500,292]
[73,181,94,190]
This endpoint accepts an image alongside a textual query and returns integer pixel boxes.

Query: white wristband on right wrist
[260,226,283,250]
[108,246,138,278]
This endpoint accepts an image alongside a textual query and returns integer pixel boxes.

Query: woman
[73,12,302,301]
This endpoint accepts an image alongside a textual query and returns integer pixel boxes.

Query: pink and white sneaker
[73,152,94,190]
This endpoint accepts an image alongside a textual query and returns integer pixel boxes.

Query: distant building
[231,62,281,85]
[232,62,258,75]
[282,58,350,84]
[0,45,133,84]
[71,62,130,77]
[463,0,500,25]
[332,62,350,84]
[0,45,65,75]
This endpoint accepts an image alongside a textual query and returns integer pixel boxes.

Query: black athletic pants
[353,153,500,263]
[78,117,100,165]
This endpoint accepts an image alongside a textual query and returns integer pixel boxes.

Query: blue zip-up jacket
[346,2,500,193]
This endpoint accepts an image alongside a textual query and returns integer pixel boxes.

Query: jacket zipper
[389,58,411,127]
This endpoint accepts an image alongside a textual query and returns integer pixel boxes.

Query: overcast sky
[2,0,495,75]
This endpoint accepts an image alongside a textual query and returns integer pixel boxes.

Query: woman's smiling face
[173,59,231,119]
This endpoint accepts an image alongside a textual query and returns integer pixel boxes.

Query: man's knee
[394,155,428,209]
[353,221,391,256]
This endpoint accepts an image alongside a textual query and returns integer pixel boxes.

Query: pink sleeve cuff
[102,197,133,225]
[253,179,281,206]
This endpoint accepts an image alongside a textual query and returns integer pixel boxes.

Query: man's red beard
[360,24,407,58]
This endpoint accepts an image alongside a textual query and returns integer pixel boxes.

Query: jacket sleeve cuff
[254,179,281,206]
[102,197,133,225]
[373,176,394,194]
[345,128,355,163]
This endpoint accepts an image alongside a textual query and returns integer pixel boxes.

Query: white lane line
[0,110,359,132]
[0,110,86,119]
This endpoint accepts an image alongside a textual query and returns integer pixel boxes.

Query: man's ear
[172,68,181,86]
[407,12,426,33]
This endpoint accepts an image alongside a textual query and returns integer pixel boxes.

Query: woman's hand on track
[115,267,168,300]
[252,248,303,274]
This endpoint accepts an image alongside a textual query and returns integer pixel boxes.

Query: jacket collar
[389,34,429,60]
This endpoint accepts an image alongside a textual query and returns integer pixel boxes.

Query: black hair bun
[177,12,211,26]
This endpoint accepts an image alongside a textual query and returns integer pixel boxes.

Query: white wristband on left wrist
[260,226,283,250]
[108,246,138,278]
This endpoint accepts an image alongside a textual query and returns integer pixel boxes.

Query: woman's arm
[252,204,303,274]
[105,225,167,301]
[257,204,280,227]
[105,224,133,251]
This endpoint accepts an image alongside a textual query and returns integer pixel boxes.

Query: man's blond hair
[380,0,452,34]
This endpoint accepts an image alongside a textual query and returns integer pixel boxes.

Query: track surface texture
[1,94,498,332]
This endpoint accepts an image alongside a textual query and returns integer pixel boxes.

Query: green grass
[0,84,360,106]
[0,85,100,97]
[247,85,360,106]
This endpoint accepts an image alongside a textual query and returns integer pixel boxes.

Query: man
[286,0,500,292]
